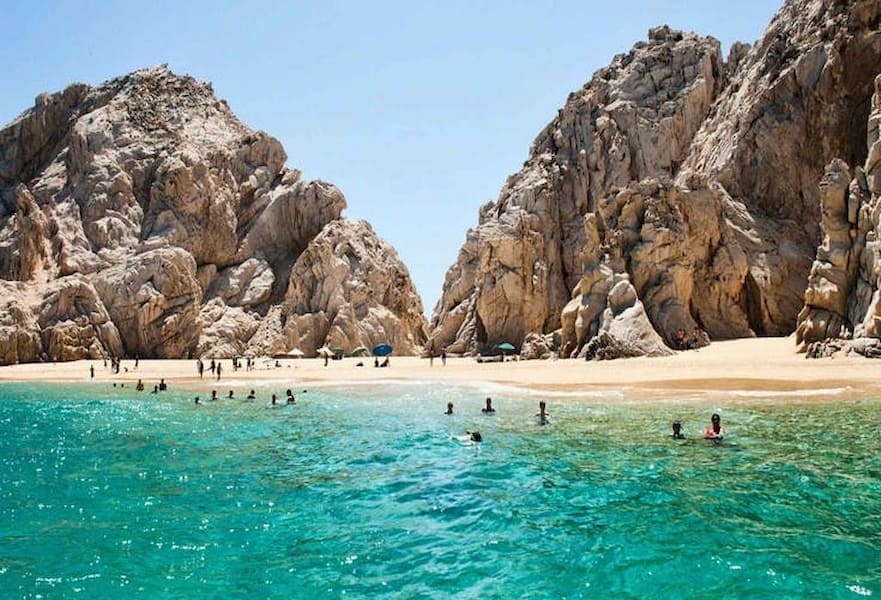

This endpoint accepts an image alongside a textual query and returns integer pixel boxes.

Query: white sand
[1,337,879,401]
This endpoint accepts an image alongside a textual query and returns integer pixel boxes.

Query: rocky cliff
[0,66,428,363]
[431,0,881,358]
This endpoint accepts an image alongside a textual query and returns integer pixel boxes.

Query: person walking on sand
[90,364,94,379]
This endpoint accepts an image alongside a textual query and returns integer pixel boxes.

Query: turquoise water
[1,382,880,598]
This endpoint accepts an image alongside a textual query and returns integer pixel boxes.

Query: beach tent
[349,346,369,357]
[373,343,393,357]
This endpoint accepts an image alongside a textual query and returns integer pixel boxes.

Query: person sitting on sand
[246,389,256,400]
[705,413,725,439]
[536,401,549,425]
[671,420,686,439]
[482,397,495,414]
[380,357,389,368]
[136,379,144,391]
[445,402,454,415]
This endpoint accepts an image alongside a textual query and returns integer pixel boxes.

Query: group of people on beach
[674,327,706,351]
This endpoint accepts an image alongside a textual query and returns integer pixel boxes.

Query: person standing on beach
[197,359,204,378]
[216,363,222,381]
[441,348,447,366]
[90,365,94,379]
[210,359,216,375]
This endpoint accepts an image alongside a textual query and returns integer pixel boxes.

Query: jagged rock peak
[0,66,429,363]
[430,26,724,356]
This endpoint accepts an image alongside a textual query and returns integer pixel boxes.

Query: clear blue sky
[1,0,781,314]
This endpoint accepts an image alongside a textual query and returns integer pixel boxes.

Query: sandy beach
[1,336,879,402]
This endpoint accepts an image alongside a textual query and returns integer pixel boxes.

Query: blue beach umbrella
[373,344,393,357]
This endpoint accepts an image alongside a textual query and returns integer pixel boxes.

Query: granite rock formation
[0,66,427,363]
[797,73,881,356]
[432,0,881,358]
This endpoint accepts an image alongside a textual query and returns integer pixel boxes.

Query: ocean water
[1,381,880,599]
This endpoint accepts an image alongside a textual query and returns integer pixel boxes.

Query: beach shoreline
[2,337,880,402]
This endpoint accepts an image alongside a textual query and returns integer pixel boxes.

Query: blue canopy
[373,344,393,357]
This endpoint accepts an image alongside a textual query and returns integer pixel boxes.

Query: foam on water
[1,381,880,598]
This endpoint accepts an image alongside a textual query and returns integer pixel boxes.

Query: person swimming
[482,397,495,414]
[194,396,201,405]
[705,413,725,440]
[158,378,167,391]
[271,393,278,406]
[536,401,549,424]
[228,390,235,399]
[286,389,296,404]
[136,379,144,391]
[445,402,454,415]
[672,420,686,439]
[246,389,256,400]
[469,431,482,442]
[211,389,218,401]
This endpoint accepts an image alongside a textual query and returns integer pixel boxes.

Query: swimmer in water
[271,393,278,406]
[481,397,495,414]
[194,396,201,405]
[136,379,144,391]
[246,389,256,400]
[536,401,549,424]
[469,431,482,442]
[705,413,725,440]
[445,402,454,415]
[228,390,235,399]
[211,389,218,401]
[672,420,686,439]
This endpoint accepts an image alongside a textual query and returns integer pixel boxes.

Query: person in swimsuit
[671,420,686,439]
[705,413,725,439]
[536,401,549,424]
[482,397,495,414]
[445,402,454,415]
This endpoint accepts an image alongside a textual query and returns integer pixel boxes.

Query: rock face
[432,1,881,358]
[0,66,428,363]
[797,73,881,355]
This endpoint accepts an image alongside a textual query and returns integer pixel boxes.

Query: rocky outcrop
[239,219,429,357]
[432,0,881,359]
[432,27,724,355]
[0,66,428,363]
[797,73,881,354]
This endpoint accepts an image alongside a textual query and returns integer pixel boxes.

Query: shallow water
[1,382,880,598]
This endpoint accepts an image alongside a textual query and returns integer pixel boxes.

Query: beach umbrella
[289,348,305,358]
[349,346,368,357]
[497,342,516,354]
[317,346,333,357]
[331,347,345,357]
[373,343,393,357]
